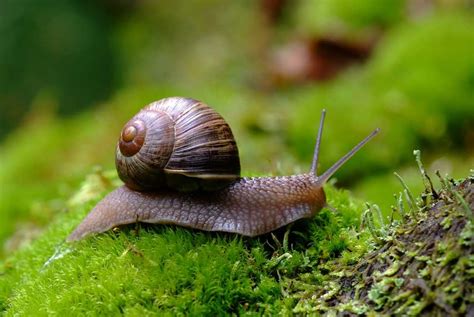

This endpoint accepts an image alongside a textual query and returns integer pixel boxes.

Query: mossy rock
[294,176,474,315]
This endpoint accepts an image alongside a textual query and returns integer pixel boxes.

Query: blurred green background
[0,0,472,256]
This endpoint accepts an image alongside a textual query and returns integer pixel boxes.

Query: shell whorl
[115,97,241,192]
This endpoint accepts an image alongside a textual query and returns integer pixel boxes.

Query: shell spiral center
[119,120,146,157]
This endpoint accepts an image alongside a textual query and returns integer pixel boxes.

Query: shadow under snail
[68,97,379,241]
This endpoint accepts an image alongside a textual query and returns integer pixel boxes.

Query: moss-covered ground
[0,174,367,315]
[1,160,472,315]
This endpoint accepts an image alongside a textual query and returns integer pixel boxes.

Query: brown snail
[68,97,379,241]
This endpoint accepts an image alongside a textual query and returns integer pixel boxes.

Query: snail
[68,97,379,241]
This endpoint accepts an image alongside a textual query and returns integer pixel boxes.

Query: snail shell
[115,97,241,192]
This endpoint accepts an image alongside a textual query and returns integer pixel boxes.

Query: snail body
[68,174,325,240]
[68,97,379,241]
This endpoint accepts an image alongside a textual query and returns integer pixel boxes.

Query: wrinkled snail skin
[68,96,379,241]
[67,174,325,241]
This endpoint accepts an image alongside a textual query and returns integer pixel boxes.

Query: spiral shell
[115,97,241,192]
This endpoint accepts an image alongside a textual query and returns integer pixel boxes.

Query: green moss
[0,171,369,314]
[4,168,469,314]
